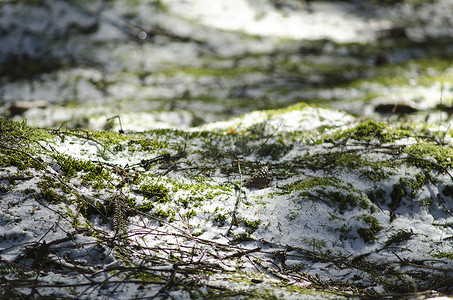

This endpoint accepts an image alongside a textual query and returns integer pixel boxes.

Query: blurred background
[1,0,453,131]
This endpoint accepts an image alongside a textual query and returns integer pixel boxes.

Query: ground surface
[1,0,453,299]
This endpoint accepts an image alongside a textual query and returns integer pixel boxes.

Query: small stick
[107,115,124,134]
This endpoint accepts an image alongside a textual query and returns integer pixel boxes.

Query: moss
[214,213,227,226]
[90,129,131,146]
[351,56,453,90]
[37,176,65,204]
[432,251,453,260]
[139,183,170,203]
[136,201,154,212]
[385,229,415,247]
[151,207,175,222]
[332,120,410,144]
[161,65,261,78]
[267,102,309,116]
[52,153,95,177]
[404,142,453,169]
[0,150,44,170]
[127,139,169,151]
[0,119,53,170]
[256,142,292,160]
[286,176,338,191]
[242,219,261,233]
[80,170,110,190]
[185,209,197,219]
[285,177,370,213]
[357,215,383,243]
[390,174,428,210]
[0,119,51,143]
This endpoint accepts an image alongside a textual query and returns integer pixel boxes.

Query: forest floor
[1,0,453,299]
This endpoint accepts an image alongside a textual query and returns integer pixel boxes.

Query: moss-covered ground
[1,103,453,298]
[2,0,453,298]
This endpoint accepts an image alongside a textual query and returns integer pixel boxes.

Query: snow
[164,0,384,43]
[1,0,453,298]
[3,104,453,298]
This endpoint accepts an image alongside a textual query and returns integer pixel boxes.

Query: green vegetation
[1,104,453,297]
[357,214,383,243]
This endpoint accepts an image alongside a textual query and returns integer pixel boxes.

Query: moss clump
[350,121,391,143]
[432,251,453,259]
[285,177,370,213]
[90,130,131,146]
[357,215,383,243]
[331,120,410,144]
[52,154,100,177]
[153,208,175,222]
[127,139,169,152]
[0,118,52,170]
[242,219,261,233]
[287,177,338,191]
[384,229,414,247]
[37,176,66,204]
[0,149,44,170]
[214,213,227,226]
[139,183,170,203]
[404,142,453,169]
[389,174,427,210]
[256,142,292,160]
[185,209,196,219]
[136,201,154,212]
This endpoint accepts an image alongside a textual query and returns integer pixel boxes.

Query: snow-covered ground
[1,0,453,298]
[1,0,453,131]
[1,104,453,298]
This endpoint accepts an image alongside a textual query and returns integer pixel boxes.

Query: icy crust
[1,106,453,299]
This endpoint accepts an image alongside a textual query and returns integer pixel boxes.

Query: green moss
[214,213,227,226]
[153,208,175,222]
[139,183,170,203]
[285,177,370,213]
[128,139,169,151]
[256,142,292,160]
[0,118,53,170]
[267,102,309,116]
[185,209,196,219]
[90,130,131,146]
[286,176,338,191]
[404,142,453,169]
[0,150,44,170]
[333,120,410,144]
[357,215,383,243]
[161,65,261,78]
[136,201,154,212]
[432,251,453,259]
[385,229,415,247]
[390,174,428,210]
[53,154,95,177]
[37,176,65,204]
[50,153,114,191]
[242,219,261,232]
[351,57,453,90]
